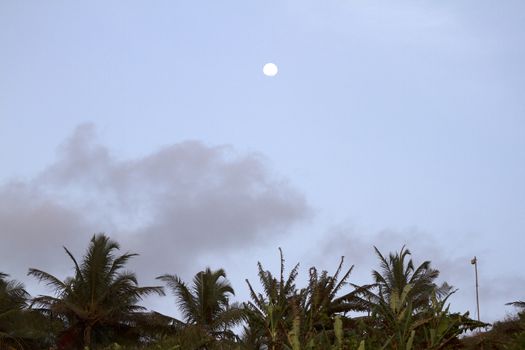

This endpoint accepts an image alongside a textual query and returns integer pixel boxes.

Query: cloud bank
[0,124,310,282]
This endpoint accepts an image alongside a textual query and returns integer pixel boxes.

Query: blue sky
[1,0,524,322]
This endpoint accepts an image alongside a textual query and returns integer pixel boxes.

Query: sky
[1,0,524,323]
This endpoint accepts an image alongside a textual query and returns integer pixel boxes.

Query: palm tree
[158,267,243,348]
[28,234,164,349]
[0,272,29,349]
[371,246,445,310]
[360,246,464,349]
[0,272,60,349]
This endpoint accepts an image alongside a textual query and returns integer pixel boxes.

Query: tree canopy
[0,234,515,349]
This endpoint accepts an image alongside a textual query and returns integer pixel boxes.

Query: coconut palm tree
[357,246,464,349]
[371,246,445,310]
[0,272,60,349]
[28,234,164,349]
[0,272,29,349]
[158,267,243,348]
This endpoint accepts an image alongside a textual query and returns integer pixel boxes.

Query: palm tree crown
[158,267,243,345]
[372,245,442,309]
[28,234,164,349]
[0,272,30,347]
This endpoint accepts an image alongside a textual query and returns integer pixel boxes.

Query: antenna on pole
[471,256,480,323]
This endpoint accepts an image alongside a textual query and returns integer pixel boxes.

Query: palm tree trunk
[84,324,92,349]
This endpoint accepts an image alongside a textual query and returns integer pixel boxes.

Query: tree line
[0,234,522,349]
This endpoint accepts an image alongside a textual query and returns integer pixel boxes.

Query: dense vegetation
[0,234,520,349]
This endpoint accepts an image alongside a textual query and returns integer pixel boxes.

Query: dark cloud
[0,123,310,284]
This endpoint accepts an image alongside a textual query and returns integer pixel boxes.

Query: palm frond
[27,269,68,295]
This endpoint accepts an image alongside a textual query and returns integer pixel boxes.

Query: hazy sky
[1,1,524,322]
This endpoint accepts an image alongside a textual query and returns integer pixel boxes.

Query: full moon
[263,63,278,77]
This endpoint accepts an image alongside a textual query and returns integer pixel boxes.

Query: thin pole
[471,256,480,323]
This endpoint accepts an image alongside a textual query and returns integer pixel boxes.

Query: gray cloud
[0,123,310,285]
[0,181,92,279]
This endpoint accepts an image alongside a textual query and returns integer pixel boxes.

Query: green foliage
[283,316,365,350]
[158,267,243,349]
[462,302,525,349]
[419,290,484,349]
[243,250,370,350]
[0,236,500,349]
[244,248,301,349]
[0,272,29,349]
[0,272,56,349]
[355,246,484,350]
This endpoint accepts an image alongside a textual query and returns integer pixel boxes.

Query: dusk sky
[1,1,524,323]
